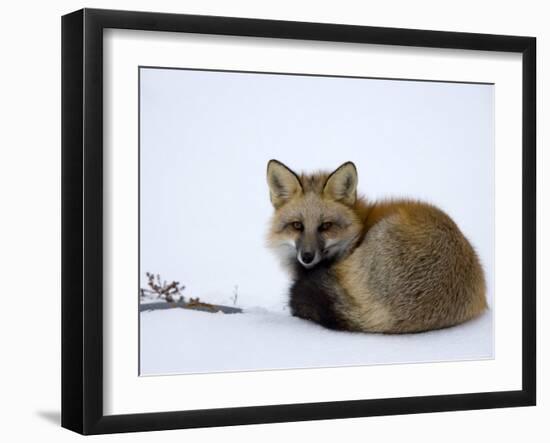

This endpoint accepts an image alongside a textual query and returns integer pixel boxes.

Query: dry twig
[140,272,185,303]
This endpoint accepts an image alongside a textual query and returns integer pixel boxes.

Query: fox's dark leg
[289,267,349,331]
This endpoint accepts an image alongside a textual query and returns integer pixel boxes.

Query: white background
[0,0,546,442]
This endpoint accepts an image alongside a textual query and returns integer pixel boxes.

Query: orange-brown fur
[266,160,487,333]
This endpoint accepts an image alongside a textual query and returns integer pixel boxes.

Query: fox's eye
[292,221,304,231]
[319,222,333,232]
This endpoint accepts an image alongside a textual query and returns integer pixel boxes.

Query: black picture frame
[62,8,536,435]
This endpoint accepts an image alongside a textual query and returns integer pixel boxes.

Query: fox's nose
[301,252,314,264]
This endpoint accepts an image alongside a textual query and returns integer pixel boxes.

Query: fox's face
[266,160,363,270]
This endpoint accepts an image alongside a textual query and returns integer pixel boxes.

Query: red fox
[266,159,487,333]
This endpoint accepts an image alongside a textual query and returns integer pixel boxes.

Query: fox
[266,159,487,333]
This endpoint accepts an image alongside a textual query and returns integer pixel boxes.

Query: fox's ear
[323,162,358,206]
[266,160,303,208]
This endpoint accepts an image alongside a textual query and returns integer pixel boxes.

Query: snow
[139,307,493,376]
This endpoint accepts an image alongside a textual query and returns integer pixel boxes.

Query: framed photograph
[61,8,536,435]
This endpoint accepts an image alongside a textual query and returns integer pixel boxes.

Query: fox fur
[266,159,487,333]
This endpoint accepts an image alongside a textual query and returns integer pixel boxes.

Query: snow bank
[139,307,493,376]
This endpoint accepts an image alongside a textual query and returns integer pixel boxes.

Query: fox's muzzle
[296,233,323,268]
